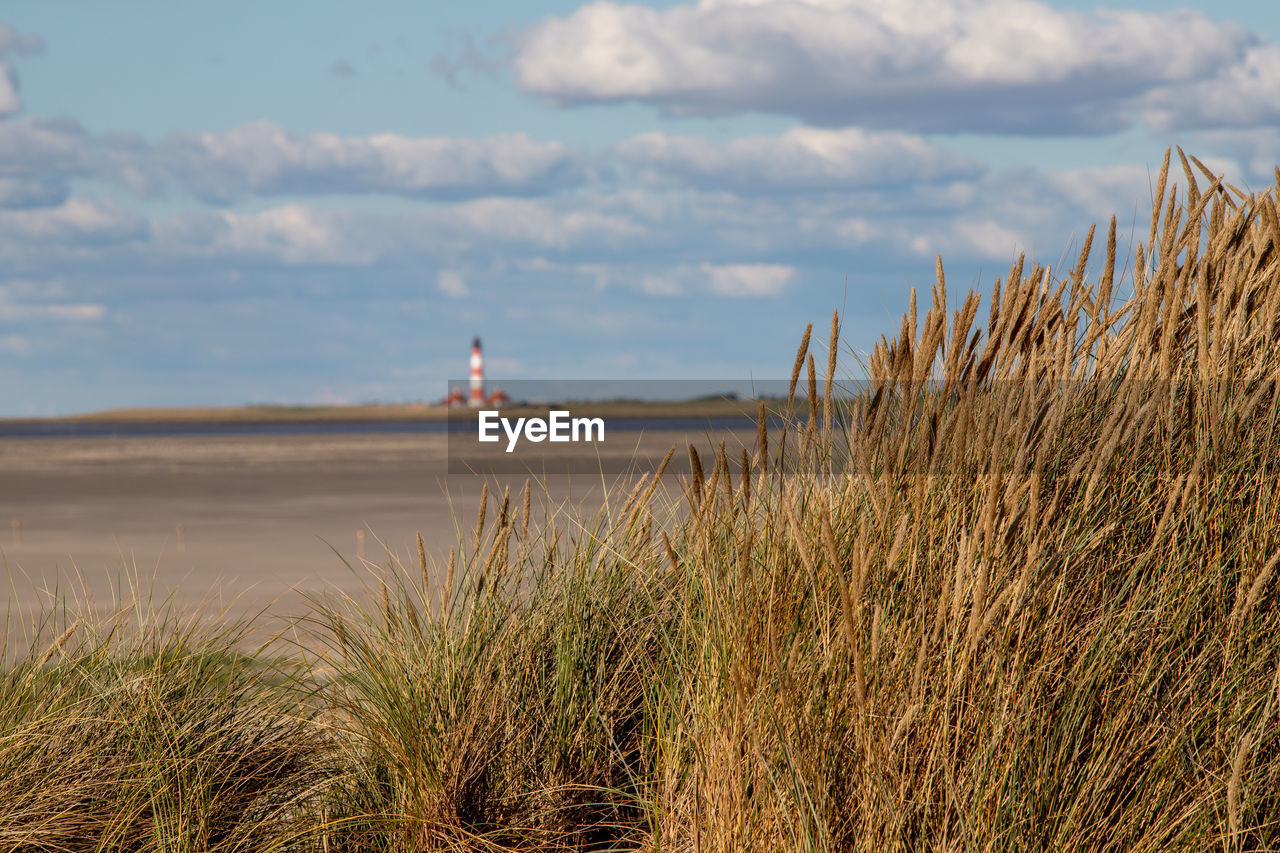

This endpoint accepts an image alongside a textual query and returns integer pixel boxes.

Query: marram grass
[0,594,330,852]
[4,148,1280,851]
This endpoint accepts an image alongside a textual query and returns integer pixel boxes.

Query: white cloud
[640,273,683,295]
[835,217,878,244]
[943,220,1026,260]
[0,198,148,246]
[515,0,1266,134]
[1194,128,1280,181]
[0,24,43,59]
[614,126,982,191]
[146,195,646,267]
[135,158,1163,271]
[516,257,614,290]
[0,117,93,174]
[0,126,1259,302]
[0,334,30,355]
[0,65,19,117]
[208,204,372,265]
[437,269,469,298]
[0,175,67,208]
[0,279,106,323]
[150,204,373,266]
[1046,156,1245,224]
[0,23,43,118]
[160,121,584,202]
[703,262,794,297]
[1146,44,1280,131]
[0,301,105,321]
[442,197,645,248]
[0,279,67,301]
[0,119,583,207]
[512,258,795,298]
[0,117,156,203]
[1045,164,1158,224]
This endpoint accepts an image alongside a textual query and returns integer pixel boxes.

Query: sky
[0,0,1278,416]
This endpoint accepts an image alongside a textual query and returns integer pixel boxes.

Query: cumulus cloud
[0,279,105,325]
[0,23,43,118]
[0,117,157,203]
[1044,163,1178,225]
[208,204,374,265]
[0,65,19,117]
[5,148,1230,275]
[440,197,644,249]
[1038,156,1243,228]
[1145,44,1280,131]
[0,115,1255,300]
[0,116,94,175]
[0,198,148,246]
[0,279,64,300]
[0,175,68,209]
[146,194,647,267]
[630,263,797,296]
[640,273,683,296]
[437,269,469,297]
[703,262,794,297]
[515,257,614,291]
[0,114,970,213]
[925,220,1027,260]
[147,204,366,266]
[0,300,105,321]
[510,257,803,298]
[0,118,583,206]
[615,126,982,192]
[158,121,584,202]
[0,24,42,58]
[514,0,1271,134]
[1194,128,1280,181]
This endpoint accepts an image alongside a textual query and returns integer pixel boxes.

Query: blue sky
[1,0,1277,415]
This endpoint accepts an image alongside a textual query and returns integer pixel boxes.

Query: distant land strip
[0,396,802,426]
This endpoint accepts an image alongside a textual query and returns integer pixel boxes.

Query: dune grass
[3,148,1279,851]
[0,597,330,852]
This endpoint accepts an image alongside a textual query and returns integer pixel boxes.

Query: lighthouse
[441,337,506,408]
[468,336,485,407]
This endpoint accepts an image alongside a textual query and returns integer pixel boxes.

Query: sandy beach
[0,428,732,628]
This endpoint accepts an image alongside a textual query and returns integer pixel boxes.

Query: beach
[0,428,726,627]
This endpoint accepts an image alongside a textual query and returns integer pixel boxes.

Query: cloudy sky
[1,0,1277,416]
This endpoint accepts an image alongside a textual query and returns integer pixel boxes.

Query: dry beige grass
[304,150,1280,852]
[4,148,1279,851]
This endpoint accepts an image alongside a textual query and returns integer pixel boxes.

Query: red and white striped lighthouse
[468,336,485,407]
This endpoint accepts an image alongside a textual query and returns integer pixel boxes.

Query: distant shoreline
[0,396,789,427]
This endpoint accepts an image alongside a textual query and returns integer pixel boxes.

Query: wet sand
[0,429,732,631]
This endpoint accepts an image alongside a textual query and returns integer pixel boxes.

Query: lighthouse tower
[468,336,485,407]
